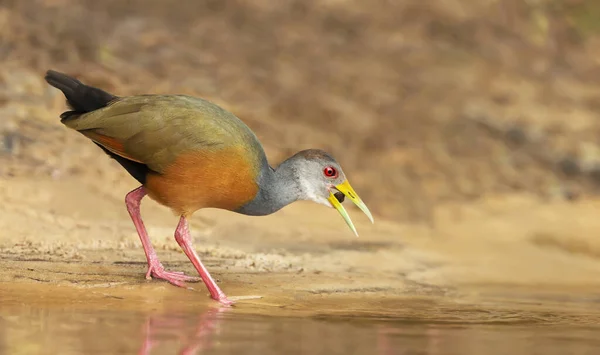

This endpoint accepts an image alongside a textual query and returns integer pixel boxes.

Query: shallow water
[2,302,600,355]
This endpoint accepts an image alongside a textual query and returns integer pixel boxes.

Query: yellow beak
[327,180,374,236]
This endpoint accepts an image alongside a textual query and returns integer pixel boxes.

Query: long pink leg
[174,216,233,305]
[125,186,200,287]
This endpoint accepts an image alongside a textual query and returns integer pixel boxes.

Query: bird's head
[285,149,374,236]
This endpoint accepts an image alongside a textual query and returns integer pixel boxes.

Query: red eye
[323,166,338,178]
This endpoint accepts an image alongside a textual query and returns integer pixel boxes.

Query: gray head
[276,149,374,236]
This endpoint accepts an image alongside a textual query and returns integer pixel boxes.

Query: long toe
[163,271,201,283]
[217,297,235,306]
[150,269,201,288]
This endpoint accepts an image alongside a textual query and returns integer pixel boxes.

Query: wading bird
[45,70,373,304]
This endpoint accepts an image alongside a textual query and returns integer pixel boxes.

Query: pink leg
[174,216,233,305]
[125,186,200,287]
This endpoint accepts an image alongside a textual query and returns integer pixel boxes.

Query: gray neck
[235,158,301,216]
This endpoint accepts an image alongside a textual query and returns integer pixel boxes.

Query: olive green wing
[64,95,257,173]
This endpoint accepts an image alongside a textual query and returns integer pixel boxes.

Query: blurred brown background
[2,0,600,224]
[4,3,600,346]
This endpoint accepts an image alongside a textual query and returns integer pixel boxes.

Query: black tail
[45,70,149,185]
[44,70,117,119]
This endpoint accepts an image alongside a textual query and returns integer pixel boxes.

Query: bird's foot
[146,262,201,288]
[215,295,235,306]
[213,295,263,306]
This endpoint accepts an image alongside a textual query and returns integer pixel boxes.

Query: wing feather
[63,95,264,174]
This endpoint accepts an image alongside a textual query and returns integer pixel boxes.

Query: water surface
[2,292,599,355]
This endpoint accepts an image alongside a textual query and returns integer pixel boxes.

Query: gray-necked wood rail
[45,70,373,305]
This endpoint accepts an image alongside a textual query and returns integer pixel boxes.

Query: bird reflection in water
[138,306,228,355]
[136,306,400,355]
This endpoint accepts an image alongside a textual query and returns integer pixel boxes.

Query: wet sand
[2,177,600,353]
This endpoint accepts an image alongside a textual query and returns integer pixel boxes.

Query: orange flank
[145,148,260,216]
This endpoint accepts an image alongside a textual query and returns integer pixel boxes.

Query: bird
[44,70,374,305]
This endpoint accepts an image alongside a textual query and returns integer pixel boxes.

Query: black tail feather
[45,70,149,185]
[44,70,117,116]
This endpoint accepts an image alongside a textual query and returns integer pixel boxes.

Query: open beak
[327,180,374,236]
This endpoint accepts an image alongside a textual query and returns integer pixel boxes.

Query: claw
[146,262,201,287]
